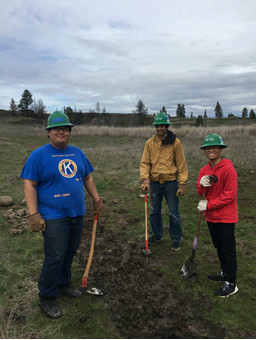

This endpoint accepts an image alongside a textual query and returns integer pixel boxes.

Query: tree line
[132,99,255,126]
[9,90,256,126]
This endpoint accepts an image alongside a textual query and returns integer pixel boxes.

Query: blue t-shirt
[20,144,94,220]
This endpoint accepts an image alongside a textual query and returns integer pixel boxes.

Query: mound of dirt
[76,222,226,339]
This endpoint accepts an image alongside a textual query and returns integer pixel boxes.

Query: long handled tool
[142,193,152,257]
[180,192,206,279]
[81,214,103,295]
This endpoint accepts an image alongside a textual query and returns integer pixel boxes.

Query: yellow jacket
[140,132,188,184]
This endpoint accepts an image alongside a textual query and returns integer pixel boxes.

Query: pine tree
[95,102,101,113]
[18,89,33,117]
[203,109,207,118]
[9,98,17,113]
[214,101,223,118]
[176,104,186,118]
[133,99,148,125]
[249,109,256,120]
[242,107,248,118]
[161,106,167,114]
[195,115,203,126]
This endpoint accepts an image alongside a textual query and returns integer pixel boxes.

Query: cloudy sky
[0,0,255,117]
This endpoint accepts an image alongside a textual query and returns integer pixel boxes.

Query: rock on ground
[0,196,14,207]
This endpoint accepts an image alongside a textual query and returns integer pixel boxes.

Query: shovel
[142,193,152,257]
[81,214,103,296]
[180,191,206,279]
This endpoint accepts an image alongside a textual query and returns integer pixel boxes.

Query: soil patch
[76,221,226,339]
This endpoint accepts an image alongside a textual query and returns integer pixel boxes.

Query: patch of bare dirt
[76,219,226,339]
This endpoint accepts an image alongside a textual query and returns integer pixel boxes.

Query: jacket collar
[161,130,176,144]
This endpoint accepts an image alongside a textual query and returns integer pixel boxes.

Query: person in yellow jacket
[140,112,188,250]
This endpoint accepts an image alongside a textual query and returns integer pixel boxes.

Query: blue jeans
[150,181,182,242]
[38,215,84,298]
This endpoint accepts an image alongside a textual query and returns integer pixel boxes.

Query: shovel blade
[80,287,103,296]
[142,249,152,256]
[180,254,199,278]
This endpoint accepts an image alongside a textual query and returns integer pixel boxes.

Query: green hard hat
[201,133,227,149]
[152,112,171,125]
[45,111,74,130]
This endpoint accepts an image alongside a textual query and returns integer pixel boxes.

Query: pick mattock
[81,214,103,295]
[180,190,207,279]
[142,193,152,257]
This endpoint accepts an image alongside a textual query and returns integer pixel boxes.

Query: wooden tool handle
[194,189,207,245]
[83,214,98,279]
[145,194,148,240]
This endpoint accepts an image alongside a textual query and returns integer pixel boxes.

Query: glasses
[52,127,70,132]
[204,146,220,150]
[155,125,167,128]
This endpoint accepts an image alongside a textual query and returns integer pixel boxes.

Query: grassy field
[0,120,255,338]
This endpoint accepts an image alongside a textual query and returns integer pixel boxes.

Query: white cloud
[0,0,255,116]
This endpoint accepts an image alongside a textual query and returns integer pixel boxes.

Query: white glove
[200,175,212,187]
[197,199,208,211]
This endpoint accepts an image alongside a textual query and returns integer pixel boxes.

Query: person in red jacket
[196,133,238,298]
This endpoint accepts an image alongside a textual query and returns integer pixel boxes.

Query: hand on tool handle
[176,184,186,197]
[27,212,46,232]
[141,179,150,194]
[200,175,212,187]
[93,199,104,216]
[197,199,208,211]
[197,186,208,211]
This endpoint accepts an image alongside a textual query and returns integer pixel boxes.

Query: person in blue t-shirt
[20,111,104,319]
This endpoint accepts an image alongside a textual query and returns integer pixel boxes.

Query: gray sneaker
[171,241,181,251]
[39,296,62,319]
[208,272,225,282]
[215,281,238,298]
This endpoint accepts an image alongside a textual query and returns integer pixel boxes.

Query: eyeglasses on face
[204,146,220,150]
[52,127,70,132]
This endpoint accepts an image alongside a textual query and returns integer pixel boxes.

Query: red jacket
[196,158,238,223]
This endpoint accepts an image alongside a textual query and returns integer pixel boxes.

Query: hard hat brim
[152,121,171,125]
[45,122,74,130]
[201,144,227,149]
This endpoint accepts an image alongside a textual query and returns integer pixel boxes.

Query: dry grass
[1,121,255,140]
[72,124,256,139]
[0,282,39,339]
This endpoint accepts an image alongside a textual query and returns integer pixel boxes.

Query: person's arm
[140,143,151,181]
[24,179,38,214]
[24,179,46,231]
[84,174,103,214]
[84,174,100,202]
[140,143,151,193]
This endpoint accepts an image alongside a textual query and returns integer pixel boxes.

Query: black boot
[39,296,62,319]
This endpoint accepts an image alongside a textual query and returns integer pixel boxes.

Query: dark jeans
[207,222,237,283]
[38,215,84,298]
[150,180,182,242]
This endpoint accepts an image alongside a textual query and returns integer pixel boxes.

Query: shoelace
[222,281,230,291]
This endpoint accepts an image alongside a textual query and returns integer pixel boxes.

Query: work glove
[200,175,212,187]
[197,199,208,212]
[27,212,46,232]
[176,184,186,197]
[93,199,104,216]
[141,179,150,194]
